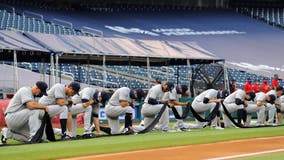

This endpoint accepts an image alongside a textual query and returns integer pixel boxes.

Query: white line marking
[207,148,284,160]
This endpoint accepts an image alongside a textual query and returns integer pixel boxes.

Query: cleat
[121,128,134,135]
[1,128,8,144]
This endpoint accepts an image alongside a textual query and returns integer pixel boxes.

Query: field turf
[1,126,284,160]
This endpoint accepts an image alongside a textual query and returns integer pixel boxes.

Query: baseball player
[101,87,145,135]
[245,91,275,126]
[220,89,255,128]
[190,89,223,129]
[164,84,189,130]
[38,82,80,140]
[1,81,48,143]
[277,93,284,125]
[265,86,283,125]
[88,90,110,134]
[141,82,174,132]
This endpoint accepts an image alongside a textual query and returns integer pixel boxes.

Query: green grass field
[1,126,284,160]
[239,152,284,160]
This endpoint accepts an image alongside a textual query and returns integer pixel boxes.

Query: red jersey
[252,84,260,93]
[261,82,271,93]
[244,82,253,92]
[272,79,279,89]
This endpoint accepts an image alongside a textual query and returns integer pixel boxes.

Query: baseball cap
[276,86,283,91]
[36,81,48,96]
[166,82,174,92]
[247,91,256,100]
[69,82,80,95]
[268,94,276,103]
[136,88,145,100]
[181,85,188,94]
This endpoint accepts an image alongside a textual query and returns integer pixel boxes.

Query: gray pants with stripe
[5,105,67,142]
[191,100,217,128]
[69,104,92,136]
[141,103,169,131]
[105,104,134,134]
[245,104,265,126]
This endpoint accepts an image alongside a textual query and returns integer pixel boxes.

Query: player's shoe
[202,122,209,128]
[1,128,8,144]
[61,132,73,140]
[90,124,96,132]
[82,133,96,139]
[121,128,134,135]
[139,120,145,127]
[162,129,177,133]
[211,126,224,130]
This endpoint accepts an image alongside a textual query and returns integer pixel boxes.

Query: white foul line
[207,148,284,160]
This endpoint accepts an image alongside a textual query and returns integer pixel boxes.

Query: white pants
[191,100,217,128]
[220,103,243,128]
[141,103,169,131]
[105,105,134,134]
[5,105,67,142]
[245,104,265,126]
[265,103,276,125]
[168,105,184,128]
[70,104,92,136]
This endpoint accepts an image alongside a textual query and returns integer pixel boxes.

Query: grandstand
[0,0,284,98]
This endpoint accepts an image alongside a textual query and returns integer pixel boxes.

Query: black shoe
[121,128,134,135]
[82,133,96,139]
[61,134,73,140]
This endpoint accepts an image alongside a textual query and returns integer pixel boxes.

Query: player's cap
[221,90,229,98]
[69,82,80,95]
[155,78,162,84]
[36,81,48,96]
[101,91,110,104]
[276,86,283,92]
[247,91,256,100]
[166,82,174,92]
[181,85,188,94]
[268,94,276,103]
[136,88,145,100]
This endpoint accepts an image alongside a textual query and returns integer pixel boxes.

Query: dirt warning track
[62,136,284,160]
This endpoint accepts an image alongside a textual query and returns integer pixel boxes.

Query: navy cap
[247,91,256,100]
[136,88,145,100]
[36,81,48,96]
[276,86,283,92]
[181,85,188,94]
[268,94,276,103]
[69,82,80,95]
[166,82,174,92]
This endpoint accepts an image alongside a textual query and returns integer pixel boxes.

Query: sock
[237,109,242,124]
[60,119,67,135]
[124,113,133,128]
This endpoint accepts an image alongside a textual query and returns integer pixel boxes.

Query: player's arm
[120,100,129,107]
[26,101,48,112]
[56,98,68,106]
[81,99,94,108]
[170,100,188,106]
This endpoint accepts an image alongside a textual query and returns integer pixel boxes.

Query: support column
[147,57,151,89]
[13,50,19,92]
[103,55,107,88]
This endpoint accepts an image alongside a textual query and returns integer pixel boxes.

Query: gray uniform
[4,87,42,142]
[38,83,68,120]
[105,87,134,134]
[245,92,266,126]
[70,87,94,136]
[141,84,169,131]
[163,88,185,128]
[278,95,284,124]
[265,90,277,125]
[221,89,245,128]
[191,89,218,128]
